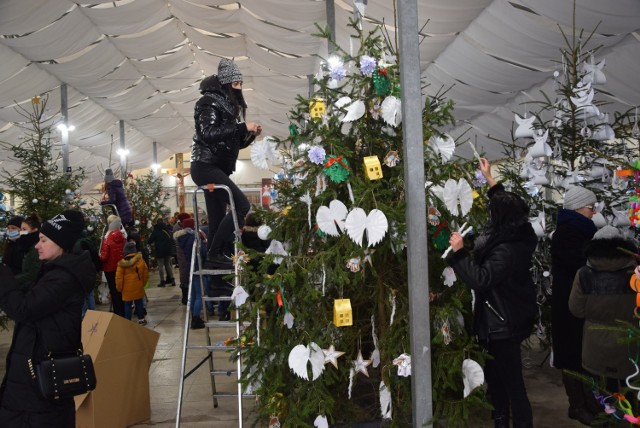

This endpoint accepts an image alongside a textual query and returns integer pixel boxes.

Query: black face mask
[231,88,247,109]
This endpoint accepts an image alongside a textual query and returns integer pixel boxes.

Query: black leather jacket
[447,185,538,343]
[190,76,254,175]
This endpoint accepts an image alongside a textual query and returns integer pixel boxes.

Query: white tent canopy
[1,0,639,188]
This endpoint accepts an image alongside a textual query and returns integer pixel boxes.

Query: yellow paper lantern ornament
[333,299,353,327]
[363,155,383,180]
[309,98,326,119]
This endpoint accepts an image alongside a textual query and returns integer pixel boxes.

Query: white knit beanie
[563,186,597,210]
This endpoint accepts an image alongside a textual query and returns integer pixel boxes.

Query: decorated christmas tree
[0,95,87,221]
[125,171,171,252]
[236,22,494,427]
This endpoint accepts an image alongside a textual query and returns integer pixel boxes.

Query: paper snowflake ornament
[462,359,484,398]
[308,145,326,165]
[250,136,280,169]
[344,207,388,247]
[430,133,456,162]
[316,200,348,236]
[353,350,373,377]
[322,344,346,369]
[360,55,376,75]
[288,343,325,381]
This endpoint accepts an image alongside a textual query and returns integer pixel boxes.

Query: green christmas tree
[125,171,170,250]
[0,95,86,221]
[236,22,493,427]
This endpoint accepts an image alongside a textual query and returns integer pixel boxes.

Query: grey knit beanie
[592,225,623,240]
[217,58,242,85]
[563,186,597,210]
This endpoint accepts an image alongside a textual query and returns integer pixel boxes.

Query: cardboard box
[75,310,160,428]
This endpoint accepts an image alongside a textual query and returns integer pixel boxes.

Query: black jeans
[191,161,250,255]
[104,270,125,317]
[485,337,533,427]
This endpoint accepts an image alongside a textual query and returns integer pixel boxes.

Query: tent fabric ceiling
[1,0,639,190]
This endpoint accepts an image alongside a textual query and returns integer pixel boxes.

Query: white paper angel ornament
[288,342,325,381]
[443,178,473,216]
[344,208,388,247]
[514,114,536,138]
[381,95,402,127]
[462,359,485,398]
[430,133,456,163]
[316,200,348,236]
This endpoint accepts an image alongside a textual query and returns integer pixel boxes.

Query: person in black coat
[190,58,261,269]
[0,210,96,427]
[148,218,176,287]
[550,185,597,425]
[447,159,537,428]
[100,168,133,227]
[2,215,25,275]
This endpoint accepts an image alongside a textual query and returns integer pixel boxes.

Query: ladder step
[186,344,237,351]
[203,296,232,302]
[194,268,235,275]
[204,320,237,328]
[211,369,238,376]
[212,392,256,398]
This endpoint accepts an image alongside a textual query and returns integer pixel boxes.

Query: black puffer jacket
[447,187,538,342]
[0,251,96,425]
[190,75,254,175]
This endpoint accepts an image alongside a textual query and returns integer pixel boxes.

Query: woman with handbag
[447,158,538,428]
[0,210,97,427]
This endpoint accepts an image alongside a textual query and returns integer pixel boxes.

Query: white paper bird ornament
[462,359,484,398]
[591,201,607,228]
[514,114,536,138]
[528,129,552,158]
[582,57,606,85]
[381,95,402,127]
[613,209,630,227]
[344,207,389,247]
[288,343,325,381]
[443,178,473,217]
[430,133,456,163]
[250,136,280,170]
[316,200,348,236]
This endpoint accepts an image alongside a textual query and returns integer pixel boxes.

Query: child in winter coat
[116,242,149,325]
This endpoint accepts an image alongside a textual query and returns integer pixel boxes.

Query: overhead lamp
[117,148,130,156]
[150,163,160,171]
[57,123,75,132]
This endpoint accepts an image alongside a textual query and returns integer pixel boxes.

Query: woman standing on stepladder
[190,58,261,270]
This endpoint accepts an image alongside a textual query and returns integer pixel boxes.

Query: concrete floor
[0,269,591,427]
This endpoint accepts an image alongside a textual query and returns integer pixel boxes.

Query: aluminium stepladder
[175,184,253,428]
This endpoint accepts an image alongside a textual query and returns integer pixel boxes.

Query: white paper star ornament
[323,344,346,369]
[353,350,373,377]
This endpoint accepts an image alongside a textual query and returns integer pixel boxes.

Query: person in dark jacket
[148,218,176,287]
[100,168,133,227]
[447,158,537,428]
[177,218,207,329]
[0,209,96,427]
[172,212,192,305]
[551,185,598,425]
[190,58,261,269]
[2,215,25,275]
[15,213,43,289]
[569,226,637,394]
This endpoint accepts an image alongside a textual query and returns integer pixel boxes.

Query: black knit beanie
[40,210,85,252]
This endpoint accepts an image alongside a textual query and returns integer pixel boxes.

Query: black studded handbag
[30,350,97,400]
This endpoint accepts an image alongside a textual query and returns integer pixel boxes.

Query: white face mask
[20,230,29,236]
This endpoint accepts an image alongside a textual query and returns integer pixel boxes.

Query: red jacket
[99,230,126,273]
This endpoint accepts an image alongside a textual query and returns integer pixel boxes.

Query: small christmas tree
[126,171,171,252]
[0,95,86,221]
